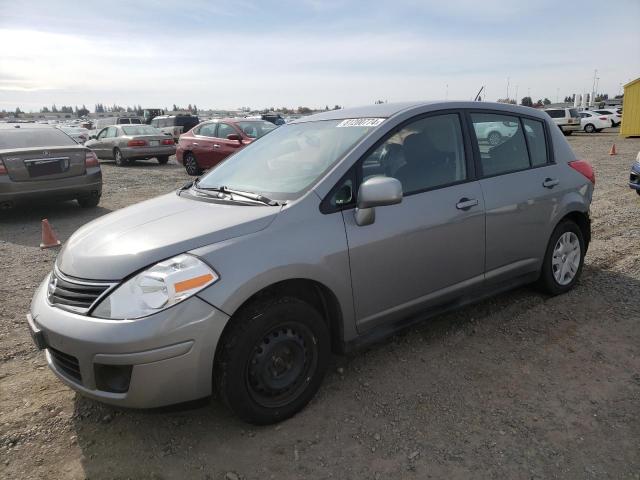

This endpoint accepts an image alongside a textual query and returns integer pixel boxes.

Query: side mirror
[227,133,242,142]
[354,176,402,226]
[90,135,97,140]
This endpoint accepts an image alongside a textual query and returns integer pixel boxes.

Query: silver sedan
[85,124,176,166]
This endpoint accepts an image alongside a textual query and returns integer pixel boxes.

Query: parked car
[579,111,609,133]
[261,113,286,125]
[629,151,640,196]
[176,118,276,175]
[472,119,519,145]
[27,101,594,425]
[150,114,200,142]
[593,108,622,127]
[58,126,90,144]
[543,108,581,135]
[93,117,142,131]
[0,124,101,209]
[85,124,175,166]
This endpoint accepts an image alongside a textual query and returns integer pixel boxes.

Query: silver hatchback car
[28,101,594,424]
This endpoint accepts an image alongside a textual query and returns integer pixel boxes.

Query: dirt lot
[1,131,639,479]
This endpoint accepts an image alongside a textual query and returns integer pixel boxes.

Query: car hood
[56,192,281,280]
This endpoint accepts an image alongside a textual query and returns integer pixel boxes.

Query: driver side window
[360,113,467,195]
[97,128,108,139]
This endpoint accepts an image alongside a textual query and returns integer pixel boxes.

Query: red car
[176,118,277,175]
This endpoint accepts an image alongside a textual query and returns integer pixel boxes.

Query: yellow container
[621,77,640,137]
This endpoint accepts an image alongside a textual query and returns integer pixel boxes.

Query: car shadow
[68,263,640,478]
[0,200,111,247]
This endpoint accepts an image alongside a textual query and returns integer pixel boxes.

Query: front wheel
[537,220,585,295]
[215,296,330,425]
[183,152,203,176]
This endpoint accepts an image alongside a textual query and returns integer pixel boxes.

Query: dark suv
[150,115,200,142]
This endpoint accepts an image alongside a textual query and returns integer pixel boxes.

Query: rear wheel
[77,194,100,208]
[584,123,595,133]
[157,156,169,164]
[215,296,330,425]
[183,152,202,176]
[537,220,585,295]
[114,148,127,166]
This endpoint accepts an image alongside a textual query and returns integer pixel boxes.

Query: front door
[342,112,486,332]
[214,123,244,165]
[190,123,219,168]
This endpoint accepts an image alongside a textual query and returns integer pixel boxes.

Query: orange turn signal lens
[174,273,214,293]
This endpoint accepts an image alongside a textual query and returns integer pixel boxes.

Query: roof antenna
[473,85,485,102]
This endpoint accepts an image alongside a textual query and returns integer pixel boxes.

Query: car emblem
[48,276,58,298]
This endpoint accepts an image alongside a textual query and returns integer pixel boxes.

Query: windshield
[122,125,161,136]
[196,119,378,200]
[236,121,277,138]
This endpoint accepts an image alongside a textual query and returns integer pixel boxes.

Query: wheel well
[561,211,591,250]
[225,279,344,354]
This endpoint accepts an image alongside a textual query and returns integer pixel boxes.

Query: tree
[333,105,341,110]
[51,104,58,113]
[192,104,198,114]
[77,105,89,117]
[15,107,22,115]
[40,106,50,113]
[543,98,551,105]
[172,104,178,112]
[497,98,516,104]
[297,106,312,114]
[520,96,533,107]
[374,99,385,104]
[534,99,544,107]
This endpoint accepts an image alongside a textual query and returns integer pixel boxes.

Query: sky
[0,0,639,112]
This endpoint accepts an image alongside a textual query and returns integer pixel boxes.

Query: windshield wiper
[194,181,280,206]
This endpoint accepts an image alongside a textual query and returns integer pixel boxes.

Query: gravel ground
[1,130,639,479]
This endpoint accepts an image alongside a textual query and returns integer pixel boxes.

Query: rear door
[468,111,562,284]
[102,127,119,158]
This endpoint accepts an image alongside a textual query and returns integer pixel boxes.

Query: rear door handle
[456,198,479,210]
[213,144,221,148]
[192,142,199,146]
[542,178,559,188]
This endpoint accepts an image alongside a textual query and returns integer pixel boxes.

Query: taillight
[569,160,595,185]
[0,160,7,175]
[162,138,174,145]
[599,116,607,120]
[127,140,147,147]
[85,151,99,167]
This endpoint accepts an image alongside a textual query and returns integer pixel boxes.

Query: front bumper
[630,163,640,191]
[121,145,176,160]
[28,275,230,408]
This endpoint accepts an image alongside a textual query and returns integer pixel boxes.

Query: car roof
[0,123,58,130]
[201,118,272,124]
[292,101,551,123]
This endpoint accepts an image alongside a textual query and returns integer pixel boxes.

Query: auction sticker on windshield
[336,118,385,128]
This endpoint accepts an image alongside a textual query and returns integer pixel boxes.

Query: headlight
[92,254,218,320]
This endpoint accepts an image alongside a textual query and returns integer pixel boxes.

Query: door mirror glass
[357,176,402,209]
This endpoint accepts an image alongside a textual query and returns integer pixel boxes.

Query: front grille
[49,348,82,383]
[48,268,114,314]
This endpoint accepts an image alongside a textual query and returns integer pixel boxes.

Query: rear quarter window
[545,110,564,118]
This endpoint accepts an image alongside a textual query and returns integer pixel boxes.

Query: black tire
[537,220,585,296]
[487,131,502,146]
[563,130,573,136]
[113,148,127,166]
[636,189,640,197]
[584,123,595,133]
[215,296,330,425]
[183,152,203,176]
[157,156,169,164]
[77,194,100,208]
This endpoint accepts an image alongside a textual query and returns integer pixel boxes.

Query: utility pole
[556,88,559,103]
[506,77,510,101]
[446,83,449,100]
[515,85,519,104]
[590,69,598,107]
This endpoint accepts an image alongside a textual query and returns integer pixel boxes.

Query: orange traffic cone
[609,144,617,155]
[40,219,61,249]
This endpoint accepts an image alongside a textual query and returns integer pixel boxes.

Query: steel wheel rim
[552,232,581,285]
[115,150,122,164]
[245,322,318,409]
[185,154,198,174]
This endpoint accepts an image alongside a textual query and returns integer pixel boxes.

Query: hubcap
[488,132,501,146]
[552,232,581,285]
[185,155,198,174]
[246,323,317,408]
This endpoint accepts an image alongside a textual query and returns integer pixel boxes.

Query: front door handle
[213,144,221,149]
[542,178,559,188]
[192,142,199,146]
[456,198,479,210]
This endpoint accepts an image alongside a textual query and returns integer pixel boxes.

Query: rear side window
[470,113,529,176]
[0,128,77,149]
[522,118,548,167]
[545,109,564,118]
[197,123,217,137]
[568,109,579,118]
